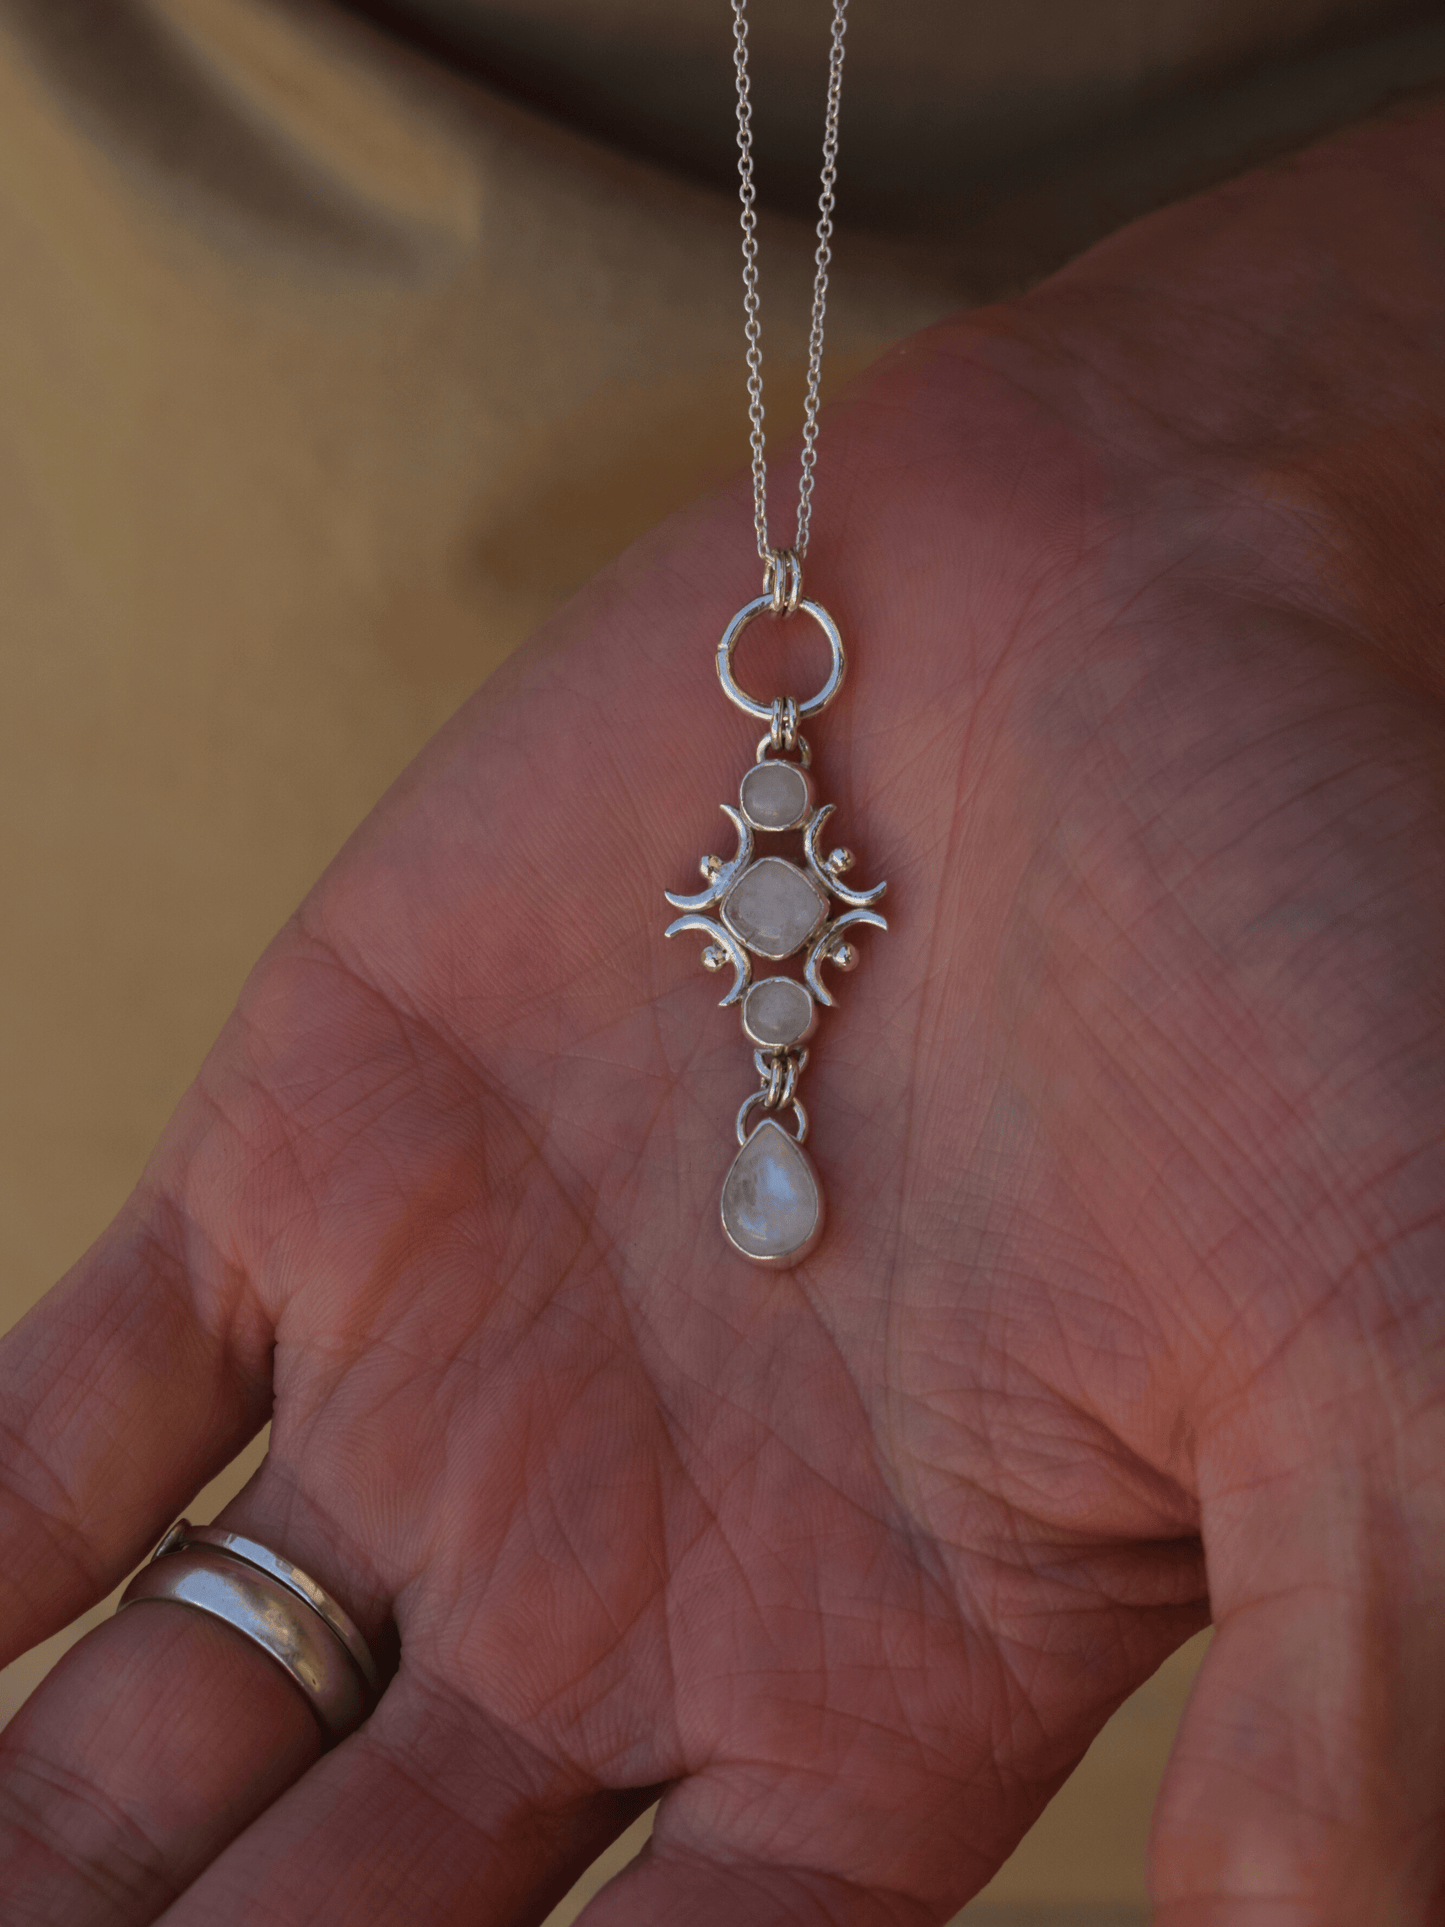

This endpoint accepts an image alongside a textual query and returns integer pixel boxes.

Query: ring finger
[0,1563,324,1927]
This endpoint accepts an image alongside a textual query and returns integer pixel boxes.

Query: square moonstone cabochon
[720,1117,824,1265]
[722,856,829,959]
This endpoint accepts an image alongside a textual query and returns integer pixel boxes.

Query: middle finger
[0,1598,320,1927]
[158,1667,651,1927]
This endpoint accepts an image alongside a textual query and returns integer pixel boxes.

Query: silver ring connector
[763,546,803,616]
[769,696,800,756]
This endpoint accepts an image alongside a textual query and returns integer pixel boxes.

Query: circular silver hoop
[736,1088,810,1147]
[717,596,846,723]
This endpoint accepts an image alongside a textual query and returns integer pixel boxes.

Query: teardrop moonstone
[720,1118,824,1265]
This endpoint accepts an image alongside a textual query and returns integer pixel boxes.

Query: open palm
[3,101,1444,1927]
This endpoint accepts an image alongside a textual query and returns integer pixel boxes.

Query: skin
[0,88,1443,1927]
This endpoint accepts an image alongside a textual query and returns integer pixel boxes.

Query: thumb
[1149,1425,1445,1925]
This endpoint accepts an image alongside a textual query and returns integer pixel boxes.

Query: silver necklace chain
[732,0,849,589]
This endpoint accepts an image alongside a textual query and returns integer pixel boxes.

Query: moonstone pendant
[720,1118,824,1266]
[663,587,888,1264]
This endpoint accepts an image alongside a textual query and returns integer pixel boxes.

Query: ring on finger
[118,1519,378,1742]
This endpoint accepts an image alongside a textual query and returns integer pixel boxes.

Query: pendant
[722,1115,824,1266]
[665,581,887,1266]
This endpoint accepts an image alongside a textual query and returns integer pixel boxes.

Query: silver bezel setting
[740,976,818,1050]
[738,759,815,832]
[720,1115,825,1268]
[720,855,831,961]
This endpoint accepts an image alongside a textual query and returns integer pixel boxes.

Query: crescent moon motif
[664,914,752,1007]
[664,806,755,911]
[804,908,888,1006]
[803,805,886,909]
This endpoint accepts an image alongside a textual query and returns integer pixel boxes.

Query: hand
[2,95,1443,1927]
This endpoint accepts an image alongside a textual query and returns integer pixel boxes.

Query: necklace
[665,0,887,1267]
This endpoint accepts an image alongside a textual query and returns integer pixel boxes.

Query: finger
[0,1179,272,1662]
[0,1592,319,1927]
[156,1670,652,1927]
[0,1473,385,1927]
[1150,1445,1445,1923]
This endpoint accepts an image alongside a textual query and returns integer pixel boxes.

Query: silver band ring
[118,1520,376,1741]
[178,1524,378,1689]
[716,595,847,723]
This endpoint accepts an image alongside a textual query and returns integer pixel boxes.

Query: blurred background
[4,0,1445,1915]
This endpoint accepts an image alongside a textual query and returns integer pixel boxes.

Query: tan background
[4,0,1442,1914]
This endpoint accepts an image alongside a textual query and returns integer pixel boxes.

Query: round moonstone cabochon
[741,976,816,1049]
[721,1117,824,1264]
[739,759,812,831]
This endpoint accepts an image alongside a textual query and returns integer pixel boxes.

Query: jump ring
[752,1047,808,1105]
[763,547,802,616]
[755,730,812,767]
[769,696,799,755]
[735,1088,810,1147]
[783,1049,806,1105]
